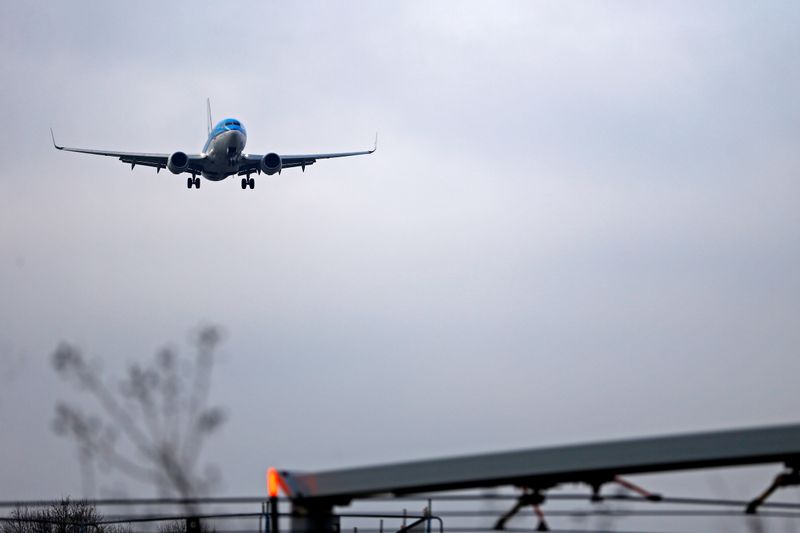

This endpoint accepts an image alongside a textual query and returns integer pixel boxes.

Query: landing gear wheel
[248,178,255,189]
[194,177,201,189]
[241,178,247,189]
[187,177,193,189]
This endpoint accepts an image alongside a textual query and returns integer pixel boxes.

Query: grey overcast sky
[1,0,799,524]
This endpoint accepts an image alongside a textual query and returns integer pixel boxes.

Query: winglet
[50,128,63,150]
[370,132,378,153]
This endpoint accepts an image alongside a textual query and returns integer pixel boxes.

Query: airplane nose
[225,129,244,143]
[224,129,246,154]
[233,129,245,146]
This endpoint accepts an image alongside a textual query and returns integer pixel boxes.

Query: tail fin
[206,98,213,135]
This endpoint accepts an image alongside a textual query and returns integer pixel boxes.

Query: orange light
[267,467,280,497]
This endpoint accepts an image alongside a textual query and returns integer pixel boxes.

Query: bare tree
[2,499,130,533]
[51,326,227,505]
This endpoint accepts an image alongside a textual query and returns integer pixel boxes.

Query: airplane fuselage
[201,118,247,180]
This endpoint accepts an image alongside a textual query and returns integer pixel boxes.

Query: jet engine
[167,151,189,174]
[260,153,282,175]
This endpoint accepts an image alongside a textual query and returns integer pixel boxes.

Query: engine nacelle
[260,152,282,175]
[167,151,189,174]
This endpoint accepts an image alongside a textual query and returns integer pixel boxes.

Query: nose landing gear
[241,177,255,189]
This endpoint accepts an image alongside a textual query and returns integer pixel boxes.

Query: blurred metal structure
[3,494,800,533]
[274,423,800,531]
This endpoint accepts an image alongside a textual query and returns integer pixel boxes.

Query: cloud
[0,2,799,510]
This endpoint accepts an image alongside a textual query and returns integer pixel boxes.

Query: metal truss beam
[277,424,800,503]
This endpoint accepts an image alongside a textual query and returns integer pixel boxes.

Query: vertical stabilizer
[206,98,213,135]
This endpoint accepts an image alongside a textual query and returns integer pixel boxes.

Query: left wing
[50,129,204,174]
[238,134,377,175]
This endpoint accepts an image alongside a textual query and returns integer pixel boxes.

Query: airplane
[51,100,377,189]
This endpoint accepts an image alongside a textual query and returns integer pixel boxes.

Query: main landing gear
[241,177,255,189]
[186,176,201,189]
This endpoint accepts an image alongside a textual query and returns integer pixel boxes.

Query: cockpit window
[217,119,243,131]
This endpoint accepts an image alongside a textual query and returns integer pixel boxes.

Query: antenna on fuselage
[206,98,213,135]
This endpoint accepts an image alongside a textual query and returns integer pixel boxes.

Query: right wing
[51,129,204,174]
[238,133,378,174]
